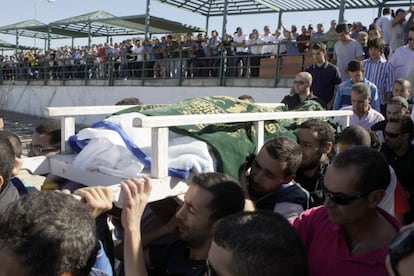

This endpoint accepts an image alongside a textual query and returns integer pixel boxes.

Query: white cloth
[378,166,397,217]
[73,112,215,178]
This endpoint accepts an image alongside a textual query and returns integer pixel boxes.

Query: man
[281,72,326,110]
[260,25,276,56]
[363,38,395,111]
[389,8,414,53]
[334,82,384,130]
[244,136,309,221]
[295,119,335,207]
[305,42,342,109]
[146,172,245,275]
[0,135,20,212]
[333,60,380,111]
[331,23,364,81]
[371,96,410,141]
[28,120,61,157]
[357,31,369,59]
[311,23,325,44]
[0,191,101,276]
[389,26,414,80]
[297,25,311,53]
[376,7,393,46]
[293,146,400,276]
[207,211,308,276]
[324,19,338,59]
[232,27,249,77]
[381,116,414,222]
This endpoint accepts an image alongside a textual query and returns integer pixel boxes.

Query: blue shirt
[333,79,380,111]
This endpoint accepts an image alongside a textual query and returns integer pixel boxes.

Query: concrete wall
[0,85,290,125]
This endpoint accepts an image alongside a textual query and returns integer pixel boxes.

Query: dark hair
[336,23,349,34]
[383,7,391,15]
[367,38,385,51]
[347,60,364,72]
[115,97,144,105]
[190,172,245,221]
[338,125,371,147]
[387,116,414,139]
[311,42,327,52]
[332,146,390,192]
[213,211,308,276]
[263,136,302,176]
[0,191,98,276]
[0,135,15,190]
[35,120,61,150]
[0,130,22,158]
[298,119,335,147]
[238,94,255,103]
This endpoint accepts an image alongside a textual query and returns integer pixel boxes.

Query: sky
[0,0,388,49]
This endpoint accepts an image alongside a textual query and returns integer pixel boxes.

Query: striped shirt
[363,57,395,104]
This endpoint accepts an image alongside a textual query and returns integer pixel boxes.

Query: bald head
[296,72,313,85]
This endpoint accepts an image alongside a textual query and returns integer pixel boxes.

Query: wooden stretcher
[21,104,352,206]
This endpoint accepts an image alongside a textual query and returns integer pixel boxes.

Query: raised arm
[121,177,152,276]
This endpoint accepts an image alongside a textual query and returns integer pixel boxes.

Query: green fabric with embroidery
[117,95,326,179]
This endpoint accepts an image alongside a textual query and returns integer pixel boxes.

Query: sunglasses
[384,130,401,138]
[389,227,414,276]
[206,260,218,276]
[293,80,308,85]
[322,183,373,205]
[27,144,58,156]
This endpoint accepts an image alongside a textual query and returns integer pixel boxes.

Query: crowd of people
[0,6,411,81]
[1,5,414,276]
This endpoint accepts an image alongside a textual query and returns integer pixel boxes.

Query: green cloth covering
[117,95,326,179]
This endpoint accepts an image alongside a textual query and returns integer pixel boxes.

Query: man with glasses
[381,116,414,223]
[293,146,401,276]
[281,72,326,110]
[28,120,61,157]
[390,25,414,80]
[207,211,308,276]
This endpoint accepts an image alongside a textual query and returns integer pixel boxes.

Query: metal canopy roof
[0,10,204,42]
[0,20,68,39]
[157,0,412,16]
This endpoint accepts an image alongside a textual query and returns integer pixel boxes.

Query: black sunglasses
[389,227,414,276]
[322,183,373,205]
[27,144,58,156]
[293,80,308,85]
[384,130,401,138]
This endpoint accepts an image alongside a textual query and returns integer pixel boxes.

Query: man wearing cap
[372,96,410,137]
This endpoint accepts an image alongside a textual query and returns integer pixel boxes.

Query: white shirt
[334,105,385,129]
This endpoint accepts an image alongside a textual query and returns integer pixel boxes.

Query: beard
[299,153,322,171]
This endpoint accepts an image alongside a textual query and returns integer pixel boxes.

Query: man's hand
[74,186,113,218]
[121,177,152,233]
